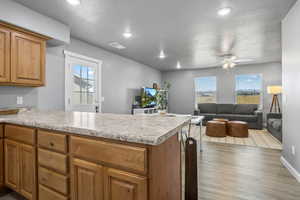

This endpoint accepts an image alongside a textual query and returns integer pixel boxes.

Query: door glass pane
[87,93,95,104]
[72,65,97,105]
[72,92,81,105]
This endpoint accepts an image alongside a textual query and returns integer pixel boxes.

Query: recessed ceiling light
[159,50,166,59]
[108,42,126,50]
[218,7,232,16]
[176,61,181,69]
[66,0,81,6]
[123,31,133,39]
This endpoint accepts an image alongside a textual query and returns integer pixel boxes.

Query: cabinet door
[71,158,104,200]
[11,31,45,86]
[0,139,4,187]
[20,143,36,200]
[0,26,10,82]
[104,168,147,200]
[4,139,20,191]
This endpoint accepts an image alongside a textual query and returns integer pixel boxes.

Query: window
[235,74,262,105]
[194,76,217,104]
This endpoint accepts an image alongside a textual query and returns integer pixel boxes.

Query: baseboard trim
[280,156,300,182]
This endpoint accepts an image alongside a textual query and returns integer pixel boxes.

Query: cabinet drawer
[38,149,68,174]
[5,125,35,145]
[0,125,3,138]
[38,130,67,153]
[39,185,67,200]
[38,167,68,195]
[70,136,147,173]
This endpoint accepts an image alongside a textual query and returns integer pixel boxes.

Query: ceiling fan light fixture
[218,7,232,16]
[66,0,81,6]
[222,63,229,69]
[230,62,236,68]
[230,55,237,60]
[123,31,133,39]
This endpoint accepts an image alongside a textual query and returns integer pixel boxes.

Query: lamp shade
[267,85,282,94]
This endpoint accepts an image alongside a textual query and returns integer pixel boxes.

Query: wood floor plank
[196,142,300,200]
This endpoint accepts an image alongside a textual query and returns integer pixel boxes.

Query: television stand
[132,107,158,115]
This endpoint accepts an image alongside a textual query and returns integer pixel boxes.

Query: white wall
[162,62,282,120]
[0,0,70,45]
[0,38,162,114]
[282,0,300,174]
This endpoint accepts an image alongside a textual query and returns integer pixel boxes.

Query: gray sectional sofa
[194,103,263,129]
[267,113,282,142]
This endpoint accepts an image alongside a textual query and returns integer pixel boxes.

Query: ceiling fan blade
[234,58,253,63]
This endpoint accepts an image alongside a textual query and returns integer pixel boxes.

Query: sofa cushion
[233,104,258,115]
[216,114,257,122]
[217,104,234,114]
[200,113,216,121]
[198,103,217,114]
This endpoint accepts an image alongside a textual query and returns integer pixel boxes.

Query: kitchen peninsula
[0,110,191,200]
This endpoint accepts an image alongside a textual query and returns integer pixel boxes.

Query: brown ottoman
[213,118,229,123]
[228,121,249,138]
[213,118,229,134]
[206,121,227,137]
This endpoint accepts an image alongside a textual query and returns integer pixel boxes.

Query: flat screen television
[141,87,157,108]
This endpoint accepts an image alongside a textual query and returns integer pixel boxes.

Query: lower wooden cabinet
[1,125,180,200]
[4,139,19,191]
[104,168,147,200]
[0,139,4,188]
[19,144,36,200]
[39,184,68,200]
[4,139,36,200]
[71,159,104,200]
[71,158,147,200]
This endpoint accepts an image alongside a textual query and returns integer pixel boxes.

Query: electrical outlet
[17,96,23,105]
[292,145,296,155]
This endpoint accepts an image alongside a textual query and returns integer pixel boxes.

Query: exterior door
[4,139,20,191]
[19,144,36,200]
[65,51,102,113]
[71,158,104,200]
[0,26,10,82]
[11,31,45,85]
[104,168,147,200]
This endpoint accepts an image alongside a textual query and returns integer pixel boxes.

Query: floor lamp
[267,85,282,113]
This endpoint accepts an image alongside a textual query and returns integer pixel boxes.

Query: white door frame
[64,50,102,112]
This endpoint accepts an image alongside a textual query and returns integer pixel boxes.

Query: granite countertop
[0,111,191,145]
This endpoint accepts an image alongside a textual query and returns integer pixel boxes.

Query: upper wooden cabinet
[0,22,49,87]
[11,31,45,85]
[0,26,10,82]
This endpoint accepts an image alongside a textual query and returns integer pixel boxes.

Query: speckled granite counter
[0,111,191,145]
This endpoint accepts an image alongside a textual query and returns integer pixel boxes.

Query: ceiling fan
[219,53,253,69]
[215,35,253,69]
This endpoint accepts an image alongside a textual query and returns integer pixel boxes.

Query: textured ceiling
[12,0,296,71]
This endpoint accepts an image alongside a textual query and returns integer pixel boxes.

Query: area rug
[190,125,282,150]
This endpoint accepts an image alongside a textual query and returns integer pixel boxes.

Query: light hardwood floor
[197,142,300,200]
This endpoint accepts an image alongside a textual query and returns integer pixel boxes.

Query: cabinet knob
[49,142,54,147]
